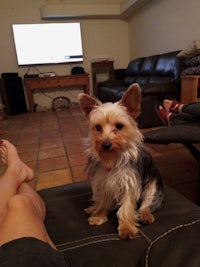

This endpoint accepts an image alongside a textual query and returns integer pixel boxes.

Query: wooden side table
[24,74,89,112]
[91,60,114,96]
[181,75,200,104]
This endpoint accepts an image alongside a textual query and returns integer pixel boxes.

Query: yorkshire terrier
[78,83,163,239]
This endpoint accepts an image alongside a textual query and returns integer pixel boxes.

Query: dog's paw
[88,216,108,225]
[118,224,139,239]
[139,208,155,224]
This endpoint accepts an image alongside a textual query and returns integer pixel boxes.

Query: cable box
[24,74,39,78]
[39,72,56,77]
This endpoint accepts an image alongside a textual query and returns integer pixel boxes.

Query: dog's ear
[119,83,141,119]
[78,93,102,117]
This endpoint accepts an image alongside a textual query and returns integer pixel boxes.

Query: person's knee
[17,183,46,218]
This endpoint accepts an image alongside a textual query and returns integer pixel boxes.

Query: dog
[78,83,164,239]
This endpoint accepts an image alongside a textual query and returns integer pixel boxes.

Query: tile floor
[0,105,199,203]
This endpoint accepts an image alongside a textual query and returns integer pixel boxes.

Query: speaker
[1,72,18,78]
[71,66,85,75]
[0,75,27,115]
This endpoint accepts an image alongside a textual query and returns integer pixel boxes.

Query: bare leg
[0,140,56,249]
[0,140,34,215]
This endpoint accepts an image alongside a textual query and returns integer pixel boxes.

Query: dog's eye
[95,124,102,131]
[116,123,123,130]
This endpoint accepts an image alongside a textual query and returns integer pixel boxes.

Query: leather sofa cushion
[39,181,200,267]
[140,55,158,75]
[124,50,182,87]
[125,57,144,76]
[155,51,182,83]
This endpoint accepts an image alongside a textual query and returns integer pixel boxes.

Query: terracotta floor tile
[39,146,66,160]
[66,142,86,155]
[39,139,64,150]
[38,156,69,173]
[16,143,38,154]
[72,165,88,182]
[68,152,88,167]
[0,106,199,203]
[36,169,73,190]
[40,129,61,139]
[19,150,38,163]
[17,135,40,145]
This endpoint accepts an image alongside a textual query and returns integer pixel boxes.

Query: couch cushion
[154,51,182,84]
[39,181,200,267]
[124,57,144,85]
[140,55,158,75]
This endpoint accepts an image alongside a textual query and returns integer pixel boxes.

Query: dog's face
[78,83,143,169]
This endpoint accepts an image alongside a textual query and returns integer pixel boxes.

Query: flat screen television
[12,22,83,66]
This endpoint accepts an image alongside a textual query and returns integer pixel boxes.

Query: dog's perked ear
[78,93,102,117]
[119,83,141,119]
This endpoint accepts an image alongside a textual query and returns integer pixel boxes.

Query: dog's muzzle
[102,141,112,151]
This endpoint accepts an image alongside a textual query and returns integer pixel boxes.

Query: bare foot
[0,140,34,184]
[163,100,184,113]
[163,100,172,112]
[156,105,171,125]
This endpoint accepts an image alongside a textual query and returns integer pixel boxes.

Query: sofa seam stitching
[56,233,141,251]
[145,218,200,267]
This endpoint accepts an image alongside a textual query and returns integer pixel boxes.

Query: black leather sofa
[97,51,184,128]
[39,180,200,267]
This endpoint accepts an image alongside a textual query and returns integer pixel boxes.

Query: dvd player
[39,72,56,77]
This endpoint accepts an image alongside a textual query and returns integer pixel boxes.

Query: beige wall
[2,0,200,107]
[129,0,200,59]
[0,0,129,105]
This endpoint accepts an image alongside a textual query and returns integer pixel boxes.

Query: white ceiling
[53,0,123,3]
[41,0,150,20]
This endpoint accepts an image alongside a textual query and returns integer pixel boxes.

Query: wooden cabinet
[91,60,114,96]
[24,74,89,112]
[181,75,200,103]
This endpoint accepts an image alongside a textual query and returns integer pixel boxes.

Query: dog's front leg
[87,199,109,226]
[117,194,139,239]
[138,180,158,224]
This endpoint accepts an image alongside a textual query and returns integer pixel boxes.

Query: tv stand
[24,74,89,112]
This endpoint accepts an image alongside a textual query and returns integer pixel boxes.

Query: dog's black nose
[102,141,112,151]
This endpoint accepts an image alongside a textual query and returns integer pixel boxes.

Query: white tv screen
[12,23,83,65]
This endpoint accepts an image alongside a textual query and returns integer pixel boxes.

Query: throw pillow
[181,65,200,75]
[184,55,200,66]
[177,40,200,58]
